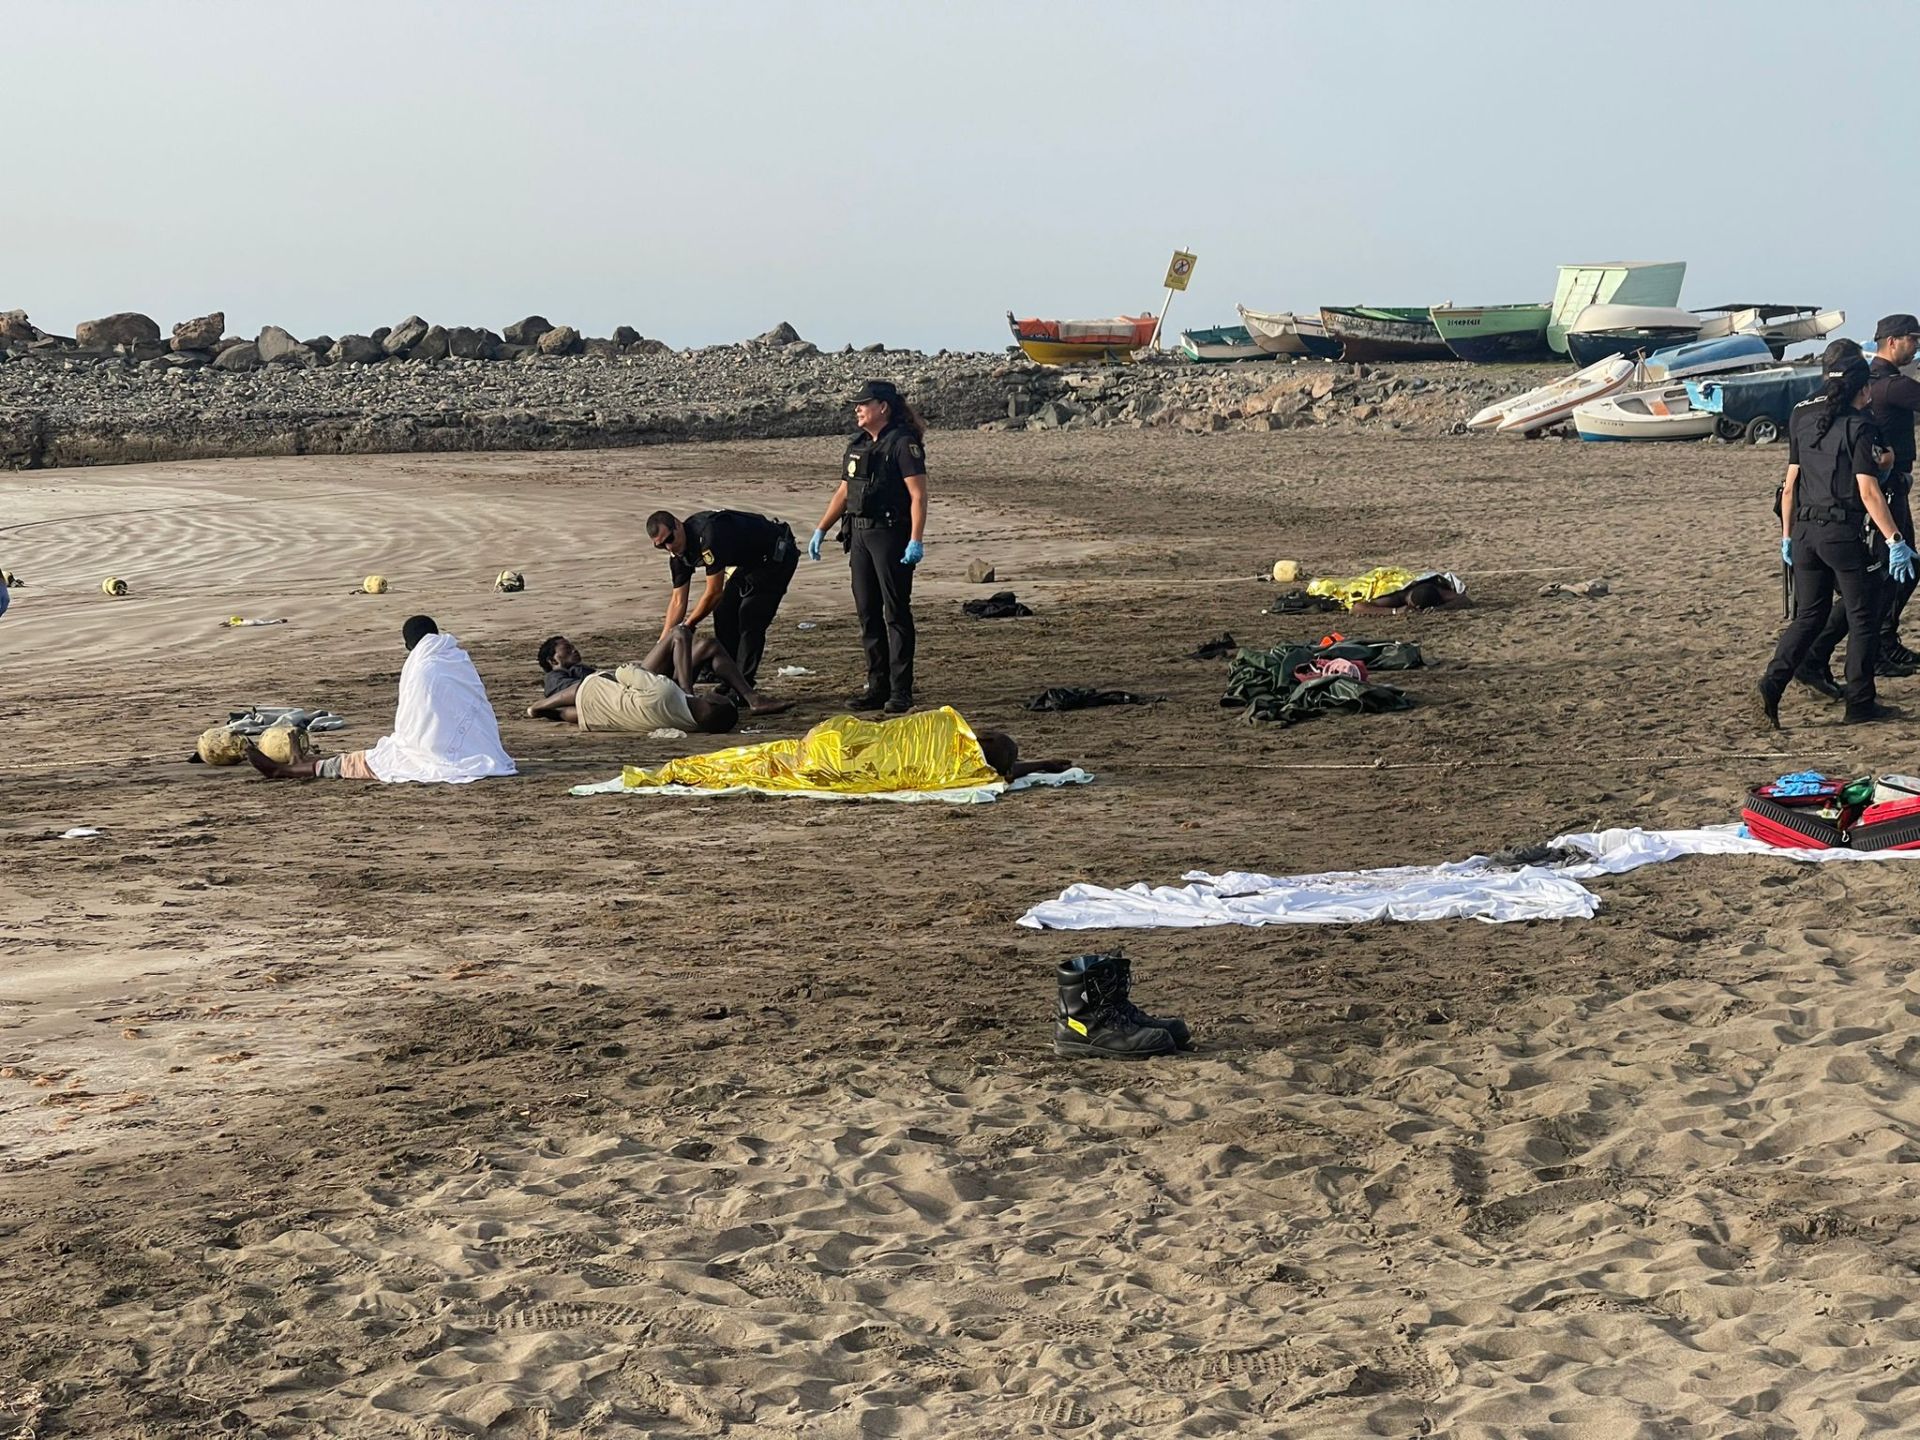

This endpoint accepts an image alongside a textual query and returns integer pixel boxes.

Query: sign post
[1148,248,1197,351]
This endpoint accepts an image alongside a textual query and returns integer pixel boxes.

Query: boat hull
[1014,338,1140,366]
[1487,356,1636,434]
[1321,307,1456,363]
[1179,325,1274,363]
[1573,385,1716,442]
[1237,307,1343,359]
[1430,305,1554,363]
[1565,327,1701,366]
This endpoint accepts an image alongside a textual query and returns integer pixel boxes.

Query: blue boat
[1641,333,1774,382]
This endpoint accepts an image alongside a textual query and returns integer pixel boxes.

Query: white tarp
[570,767,1092,805]
[366,632,517,784]
[1016,824,1920,930]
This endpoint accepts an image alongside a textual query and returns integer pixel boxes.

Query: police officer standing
[808,380,928,713]
[646,507,798,690]
[1757,350,1917,727]
[1798,316,1920,695]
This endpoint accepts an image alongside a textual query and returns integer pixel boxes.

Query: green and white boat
[1429,303,1554,363]
[1547,261,1687,356]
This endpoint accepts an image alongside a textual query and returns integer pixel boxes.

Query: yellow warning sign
[1163,250,1197,292]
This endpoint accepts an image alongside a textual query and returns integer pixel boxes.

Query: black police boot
[1793,667,1845,703]
[1885,640,1920,667]
[1876,657,1917,679]
[847,686,888,710]
[1846,701,1906,724]
[1053,953,1178,1060]
[1107,952,1193,1050]
[1752,683,1781,731]
[883,693,914,715]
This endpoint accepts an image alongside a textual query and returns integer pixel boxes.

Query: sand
[6,430,1920,1438]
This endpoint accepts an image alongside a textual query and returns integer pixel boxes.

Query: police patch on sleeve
[908,443,924,462]
[701,548,716,567]
[846,458,858,477]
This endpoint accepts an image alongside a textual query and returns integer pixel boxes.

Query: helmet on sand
[255,721,312,766]
[101,576,129,596]
[495,569,525,593]
[363,575,388,594]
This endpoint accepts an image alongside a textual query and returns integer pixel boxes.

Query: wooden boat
[1548,261,1687,355]
[1007,311,1156,366]
[1573,383,1717,442]
[1318,306,1456,362]
[1429,303,1554,363]
[1638,333,1774,383]
[1563,304,1703,366]
[1694,304,1845,359]
[1236,306,1342,359]
[1179,325,1273,364]
[1478,356,1636,434]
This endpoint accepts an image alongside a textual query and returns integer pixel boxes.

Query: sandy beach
[7,427,1920,1438]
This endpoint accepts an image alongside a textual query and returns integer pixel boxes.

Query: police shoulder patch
[908,442,924,462]
[701,548,716,567]
[846,458,858,477]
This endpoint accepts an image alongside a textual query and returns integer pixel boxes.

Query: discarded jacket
[963,591,1033,619]
[1222,638,1423,726]
[1269,589,1345,615]
[1025,687,1158,712]
[1188,632,1238,660]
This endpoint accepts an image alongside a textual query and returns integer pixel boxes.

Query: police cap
[851,380,901,406]
[1875,313,1920,341]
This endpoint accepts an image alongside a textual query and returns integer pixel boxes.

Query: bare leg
[689,635,790,715]
[245,743,322,780]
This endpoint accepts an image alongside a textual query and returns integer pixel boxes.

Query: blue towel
[1769,770,1831,798]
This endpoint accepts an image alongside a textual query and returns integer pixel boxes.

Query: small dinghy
[1573,383,1718,442]
[1639,333,1775,383]
[1476,356,1636,433]
[1179,324,1272,363]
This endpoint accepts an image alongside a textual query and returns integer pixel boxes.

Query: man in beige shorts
[528,625,789,734]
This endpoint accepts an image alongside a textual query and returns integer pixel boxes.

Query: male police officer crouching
[809,380,929,713]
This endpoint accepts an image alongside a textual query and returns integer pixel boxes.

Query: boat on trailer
[1007,312,1157,366]
[1236,306,1342,359]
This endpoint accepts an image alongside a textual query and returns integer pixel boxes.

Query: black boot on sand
[1054,953,1179,1060]
[1106,952,1193,1049]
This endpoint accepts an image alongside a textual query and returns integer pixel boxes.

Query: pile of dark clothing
[962,591,1033,619]
[1187,633,1238,660]
[1025,687,1157,712]
[1269,589,1345,615]
[1222,637,1424,726]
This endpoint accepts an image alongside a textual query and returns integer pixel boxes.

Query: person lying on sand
[528,628,790,733]
[1350,574,1468,615]
[975,728,1075,782]
[248,615,517,782]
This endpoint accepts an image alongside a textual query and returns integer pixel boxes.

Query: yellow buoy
[495,569,525,593]
[196,726,249,766]
[363,575,388,594]
[255,722,312,766]
[101,576,129,596]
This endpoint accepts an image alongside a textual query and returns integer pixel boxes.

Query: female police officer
[1758,350,1918,726]
[808,380,928,713]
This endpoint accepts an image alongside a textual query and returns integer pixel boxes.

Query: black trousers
[848,521,915,697]
[1884,480,1915,640]
[1807,477,1910,666]
[1764,522,1878,708]
[712,532,797,686]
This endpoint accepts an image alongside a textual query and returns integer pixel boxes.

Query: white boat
[1563,305,1705,365]
[1694,304,1845,357]
[1235,305,1342,359]
[1572,383,1717,442]
[1178,325,1272,363]
[1478,356,1636,433]
[1548,260,1687,355]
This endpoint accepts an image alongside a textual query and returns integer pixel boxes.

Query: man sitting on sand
[528,626,790,733]
[248,615,517,782]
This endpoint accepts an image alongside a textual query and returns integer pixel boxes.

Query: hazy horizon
[12,0,1917,354]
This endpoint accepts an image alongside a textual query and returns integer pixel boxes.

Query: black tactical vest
[842,426,913,521]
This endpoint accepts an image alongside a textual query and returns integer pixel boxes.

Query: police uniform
[1761,395,1890,711]
[666,509,797,686]
[840,422,925,705]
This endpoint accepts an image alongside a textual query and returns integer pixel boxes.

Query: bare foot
[747,698,794,716]
[244,743,298,779]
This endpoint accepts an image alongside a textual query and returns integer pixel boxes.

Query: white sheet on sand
[569,767,1093,805]
[366,632,517,784]
[1017,823,1920,930]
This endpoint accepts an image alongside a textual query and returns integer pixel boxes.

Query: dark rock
[303,335,334,356]
[503,315,551,346]
[755,321,802,347]
[0,309,35,345]
[257,326,315,366]
[495,343,529,362]
[582,337,621,359]
[612,325,640,347]
[782,340,820,359]
[446,326,495,360]
[212,342,261,372]
[76,312,161,349]
[213,336,251,355]
[171,312,223,351]
[537,325,582,356]
[383,315,430,356]
[860,342,885,354]
[370,326,391,344]
[328,334,383,365]
[412,325,450,360]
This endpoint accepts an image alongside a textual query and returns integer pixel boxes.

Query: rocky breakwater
[0,306,1565,469]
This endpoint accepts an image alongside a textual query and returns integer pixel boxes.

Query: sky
[10,0,1918,353]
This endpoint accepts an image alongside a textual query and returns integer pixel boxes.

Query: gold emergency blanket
[618,706,1002,796]
[1306,566,1420,609]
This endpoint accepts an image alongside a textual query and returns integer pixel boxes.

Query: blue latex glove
[1780,537,1792,566]
[1894,537,1918,585]
[902,539,924,566]
[808,528,824,562]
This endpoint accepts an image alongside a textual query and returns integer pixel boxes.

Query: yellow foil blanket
[1306,566,1420,609]
[619,706,1002,796]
